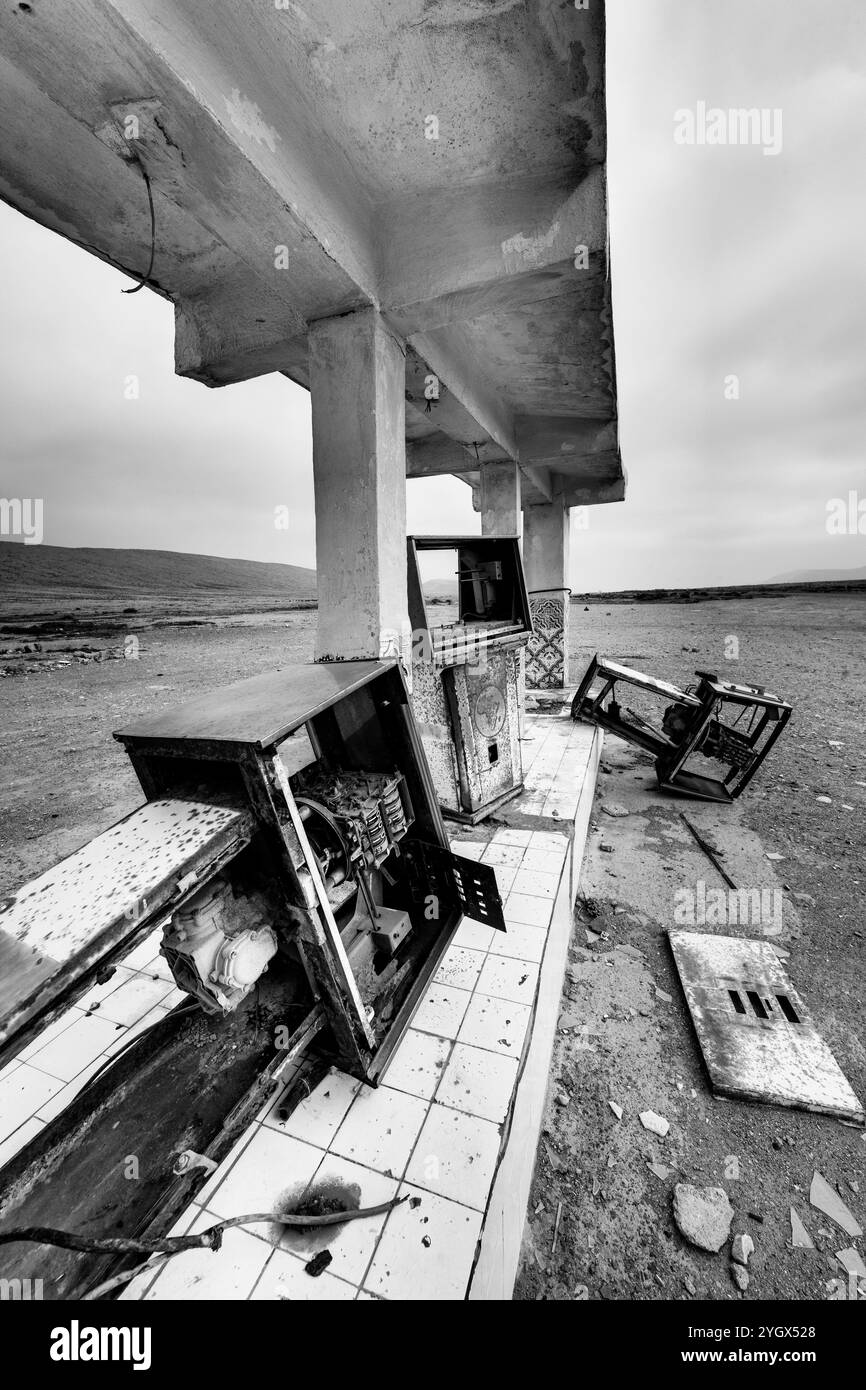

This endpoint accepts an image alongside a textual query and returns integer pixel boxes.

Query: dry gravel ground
[1,592,864,1304]
[515,594,866,1302]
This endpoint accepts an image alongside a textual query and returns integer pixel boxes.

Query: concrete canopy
[0,0,622,508]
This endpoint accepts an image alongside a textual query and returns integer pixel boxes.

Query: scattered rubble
[789,1208,814,1248]
[608,1101,623,1120]
[731,1233,754,1267]
[836,1248,866,1278]
[731,1264,749,1292]
[810,1170,863,1237]
[673,1183,735,1253]
[602,803,629,818]
[639,1110,670,1137]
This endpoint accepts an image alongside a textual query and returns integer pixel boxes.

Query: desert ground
[1,593,864,1300]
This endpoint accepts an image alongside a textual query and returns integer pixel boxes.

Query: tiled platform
[0,716,601,1300]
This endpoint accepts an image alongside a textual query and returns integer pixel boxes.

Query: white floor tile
[521,848,567,875]
[449,840,486,861]
[119,930,163,971]
[251,1248,357,1301]
[75,965,136,1013]
[35,1057,106,1124]
[19,1009,82,1061]
[452,918,496,953]
[491,828,533,848]
[404,1104,501,1210]
[476,955,540,1006]
[0,1115,45,1169]
[491,865,517,895]
[435,1043,519,1124]
[363,1182,483,1301]
[144,1220,270,1301]
[265,1069,360,1146]
[457,992,531,1058]
[0,1061,65,1135]
[330,1085,428,1179]
[91,973,175,1026]
[490,920,547,964]
[511,867,561,900]
[530,830,571,853]
[207,1126,325,1224]
[411,983,472,1040]
[433,944,484,992]
[481,843,525,867]
[381,1030,451,1101]
[28,1012,122,1081]
[275,1152,398,1285]
[503,891,553,929]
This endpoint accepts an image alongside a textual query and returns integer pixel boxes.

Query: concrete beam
[382,168,607,337]
[480,461,521,538]
[309,310,408,664]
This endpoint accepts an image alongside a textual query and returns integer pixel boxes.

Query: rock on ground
[673,1183,735,1253]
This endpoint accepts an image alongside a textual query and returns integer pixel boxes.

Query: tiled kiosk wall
[0,719,601,1301]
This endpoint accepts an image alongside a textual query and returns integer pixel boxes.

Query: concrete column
[480,459,521,537]
[308,309,409,664]
[522,501,571,689]
[480,459,525,732]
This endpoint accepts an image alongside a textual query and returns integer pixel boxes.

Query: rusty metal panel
[669,931,864,1122]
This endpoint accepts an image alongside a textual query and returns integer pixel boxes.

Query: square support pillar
[309,309,409,664]
[480,459,525,732]
[523,502,571,689]
[480,459,521,538]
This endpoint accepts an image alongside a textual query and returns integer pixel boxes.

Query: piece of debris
[599,844,615,854]
[810,1171,863,1237]
[551,1201,563,1255]
[305,1250,333,1278]
[555,1089,570,1108]
[731,1264,749,1292]
[655,987,673,1004]
[609,1101,623,1121]
[602,803,629,818]
[639,1109,670,1137]
[573,1284,589,1299]
[765,852,785,862]
[793,891,816,906]
[669,932,866,1122]
[585,928,601,945]
[790,1208,814,1248]
[850,1181,860,1195]
[673,1183,735,1253]
[731,1233,754,1267]
[684,1277,697,1295]
[828,740,843,749]
[591,1175,601,1196]
[648,1162,674,1180]
[816,796,832,805]
[836,1248,866,1278]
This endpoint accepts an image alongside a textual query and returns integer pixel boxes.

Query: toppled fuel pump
[572,655,792,803]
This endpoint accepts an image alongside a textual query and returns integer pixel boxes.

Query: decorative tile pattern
[526,593,569,689]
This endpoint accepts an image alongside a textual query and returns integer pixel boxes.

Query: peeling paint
[224,88,279,154]
[501,218,561,271]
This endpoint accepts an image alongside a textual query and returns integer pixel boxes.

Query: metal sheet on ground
[668,931,865,1122]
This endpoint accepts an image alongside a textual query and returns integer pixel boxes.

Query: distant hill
[769,565,866,584]
[0,542,317,603]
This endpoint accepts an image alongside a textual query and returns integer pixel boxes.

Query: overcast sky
[1,0,864,590]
